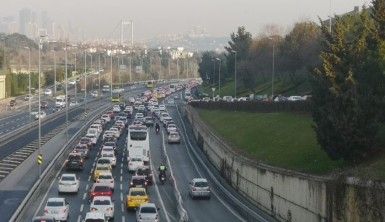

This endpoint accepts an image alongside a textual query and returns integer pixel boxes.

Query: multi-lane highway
[28,90,272,222]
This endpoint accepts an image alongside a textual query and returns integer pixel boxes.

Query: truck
[55,95,66,108]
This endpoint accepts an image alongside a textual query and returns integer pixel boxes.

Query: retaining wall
[184,106,385,222]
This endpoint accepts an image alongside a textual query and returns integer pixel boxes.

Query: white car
[84,211,107,222]
[86,135,97,145]
[159,105,166,111]
[87,128,100,139]
[103,131,115,141]
[58,174,80,194]
[34,111,47,120]
[90,196,114,220]
[69,101,79,107]
[89,124,103,135]
[128,156,144,172]
[96,172,115,190]
[97,158,112,168]
[136,203,159,222]
[109,127,120,138]
[44,89,53,96]
[112,105,121,112]
[135,113,144,119]
[91,90,99,97]
[167,124,177,134]
[43,197,69,221]
[68,80,76,85]
[189,178,211,199]
[101,152,116,167]
[159,112,170,122]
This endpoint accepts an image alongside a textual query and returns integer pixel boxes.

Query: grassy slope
[198,109,345,174]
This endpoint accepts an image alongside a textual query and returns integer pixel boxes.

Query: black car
[129,175,148,188]
[135,167,153,185]
[40,101,48,109]
[65,153,84,170]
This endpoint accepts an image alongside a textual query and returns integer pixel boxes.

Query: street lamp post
[25,47,31,121]
[232,50,237,98]
[272,39,275,99]
[129,56,132,83]
[53,49,56,96]
[110,54,113,99]
[176,58,179,80]
[38,34,46,178]
[98,54,101,98]
[212,59,216,86]
[64,41,68,138]
[74,52,77,103]
[84,51,87,114]
[216,58,221,97]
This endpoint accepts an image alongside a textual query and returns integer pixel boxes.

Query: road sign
[37,154,43,165]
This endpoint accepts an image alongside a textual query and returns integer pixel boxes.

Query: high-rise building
[19,8,31,35]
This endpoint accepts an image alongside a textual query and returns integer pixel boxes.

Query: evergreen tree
[312,10,381,162]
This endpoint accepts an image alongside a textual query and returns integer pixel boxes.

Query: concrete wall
[185,106,385,222]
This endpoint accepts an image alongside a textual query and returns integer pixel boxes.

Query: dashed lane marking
[82,193,87,200]
[80,204,84,212]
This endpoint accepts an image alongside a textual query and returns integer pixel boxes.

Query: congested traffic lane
[32,108,178,221]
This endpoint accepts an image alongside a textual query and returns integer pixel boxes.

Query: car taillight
[44,208,48,213]
[192,188,196,191]
[107,207,113,211]
[91,207,97,211]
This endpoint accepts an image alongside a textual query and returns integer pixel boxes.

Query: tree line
[198,0,385,164]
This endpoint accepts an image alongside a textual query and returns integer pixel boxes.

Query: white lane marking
[77,215,81,222]
[150,158,171,222]
[120,183,122,190]
[33,162,65,218]
[83,193,87,200]
[88,175,91,181]
[120,176,122,182]
[120,163,123,168]
[120,168,122,175]
[85,184,89,191]
[175,105,251,222]
[120,193,123,202]
[121,203,124,212]
[122,216,125,222]
[80,204,84,212]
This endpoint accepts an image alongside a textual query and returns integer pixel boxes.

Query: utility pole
[84,51,87,115]
[232,50,237,98]
[176,58,179,80]
[65,40,68,138]
[53,49,56,96]
[110,54,113,99]
[25,47,31,121]
[38,35,46,178]
[168,57,170,79]
[216,58,221,97]
[98,54,101,99]
[74,52,77,102]
[129,56,132,82]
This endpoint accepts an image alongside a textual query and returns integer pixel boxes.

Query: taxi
[126,187,149,210]
[93,165,111,181]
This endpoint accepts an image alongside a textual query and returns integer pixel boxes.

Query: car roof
[140,203,156,209]
[61,173,76,177]
[47,197,65,202]
[92,196,111,201]
[85,211,105,219]
[129,187,146,192]
[192,178,208,183]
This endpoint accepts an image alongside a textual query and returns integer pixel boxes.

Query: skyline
[0,0,369,41]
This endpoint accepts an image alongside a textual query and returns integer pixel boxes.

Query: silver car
[167,131,181,144]
[189,178,211,199]
[136,203,159,222]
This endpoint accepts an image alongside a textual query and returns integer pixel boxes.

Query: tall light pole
[53,49,56,96]
[231,50,237,98]
[187,58,189,79]
[98,53,101,98]
[110,54,113,99]
[168,57,170,79]
[74,52,77,102]
[216,58,221,97]
[25,47,31,121]
[129,56,132,82]
[64,41,68,138]
[329,0,332,33]
[38,34,46,178]
[212,59,216,86]
[84,51,87,114]
[90,53,93,92]
[269,37,276,99]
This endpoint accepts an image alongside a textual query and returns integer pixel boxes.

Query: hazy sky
[1,0,369,40]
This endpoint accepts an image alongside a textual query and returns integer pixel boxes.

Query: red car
[89,184,113,202]
[106,111,115,120]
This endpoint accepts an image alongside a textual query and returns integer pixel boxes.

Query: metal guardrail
[9,103,110,222]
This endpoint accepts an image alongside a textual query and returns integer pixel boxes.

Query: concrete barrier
[184,106,385,222]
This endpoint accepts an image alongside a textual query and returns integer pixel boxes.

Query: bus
[127,125,150,165]
[146,80,155,89]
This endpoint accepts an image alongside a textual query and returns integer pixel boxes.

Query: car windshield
[33,219,55,222]
[104,142,115,146]
[61,176,75,181]
[130,131,147,140]
[141,206,156,213]
[85,219,104,222]
[195,181,208,187]
[93,200,111,205]
[96,166,109,171]
[94,186,110,192]
[98,159,110,164]
[68,155,81,161]
[102,153,114,158]
[46,201,64,207]
[131,158,142,162]
[99,175,112,180]
[130,190,146,196]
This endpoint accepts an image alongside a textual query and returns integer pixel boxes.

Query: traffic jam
[33,80,210,222]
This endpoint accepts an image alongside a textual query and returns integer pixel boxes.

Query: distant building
[19,8,31,36]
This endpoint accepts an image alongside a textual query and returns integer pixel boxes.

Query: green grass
[197,109,345,175]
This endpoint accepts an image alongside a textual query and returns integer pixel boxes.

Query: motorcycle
[159,173,166,185]
[156,126,160,134]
